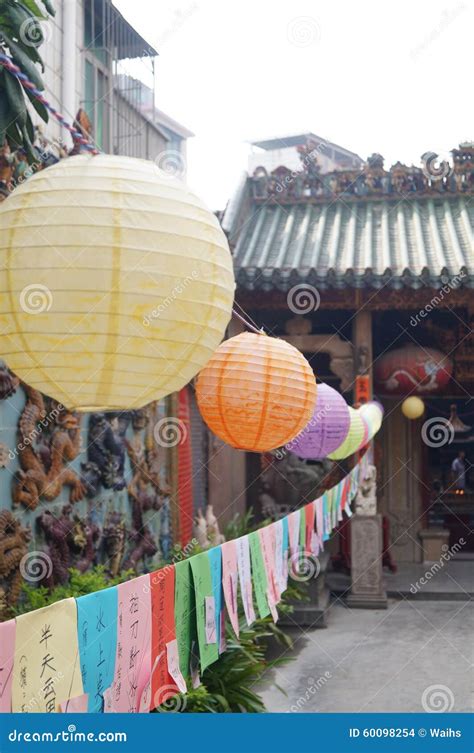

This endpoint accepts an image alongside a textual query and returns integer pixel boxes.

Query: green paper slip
[174,559,198,680]
[189,552,219,672]
[248,531,270,619]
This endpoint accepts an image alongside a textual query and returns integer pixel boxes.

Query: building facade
[0,0,197,619]
[37,0,192,162]
[219,138,474,565]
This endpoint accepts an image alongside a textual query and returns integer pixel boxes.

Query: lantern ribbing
[196,332,317,452]
[0,155,235,410]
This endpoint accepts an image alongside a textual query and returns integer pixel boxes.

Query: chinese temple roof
[223,143,474,290]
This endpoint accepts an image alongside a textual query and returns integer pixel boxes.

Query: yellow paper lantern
[0,154,235,410]
[328,407,366,460]
[401,396,425,419]
[359,401,384,440]
[196,332,317,452]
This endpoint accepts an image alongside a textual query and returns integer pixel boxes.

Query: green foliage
[13,508,310,714]
[156,508,311,714]
[224,507,273,540]
[0,0,55,159]
[13,566,134,615]
[156,581,309,714]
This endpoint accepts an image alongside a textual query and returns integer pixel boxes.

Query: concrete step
[326,567,474,602]
[280,586,332,628]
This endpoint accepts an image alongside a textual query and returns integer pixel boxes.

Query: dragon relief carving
[12,383,86,510]
[123,422,170,571]
[0,361,19,400]
[103,511,127,577]
[83,412,128,494]
[0,510,30,616]
[38,505,101,587]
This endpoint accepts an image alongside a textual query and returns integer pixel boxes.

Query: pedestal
[419,528,450,563]
[346,514,388,609]
[280,551,331,628]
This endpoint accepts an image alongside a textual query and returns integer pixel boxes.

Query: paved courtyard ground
[256,600,474,713]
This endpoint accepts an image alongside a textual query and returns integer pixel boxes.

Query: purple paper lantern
[289,383,351,459]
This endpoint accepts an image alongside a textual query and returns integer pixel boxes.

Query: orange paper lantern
[196,332,317,452]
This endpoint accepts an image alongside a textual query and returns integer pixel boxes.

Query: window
[82,0,111,151]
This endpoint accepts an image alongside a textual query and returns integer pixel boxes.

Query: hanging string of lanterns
[0,83,383,454]
[196,330,384,458]
[196,332,317,452]
[288,383,350,459]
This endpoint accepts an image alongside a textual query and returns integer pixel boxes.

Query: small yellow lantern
[328,407,366,460]
[0,155,235,410]
[401,396,425,419]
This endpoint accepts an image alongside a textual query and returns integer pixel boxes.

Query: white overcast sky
[114,0,473,211]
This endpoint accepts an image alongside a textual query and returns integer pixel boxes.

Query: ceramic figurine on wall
[124,525,157,571]
[0,510,30,617]
[79,461,102,498]
[38,505,75,586]
[130,408,149,432]
[0,442,11,469]
[87,413,128,492]
[103,511,127,577]
[72,515,101,573]
[127,436,168,513]
[160,499,172,560]
[205,505,225,546]
[12,385,85,510]
[193,508,209,548]
[125,456,159,571]
[0,361,19,400]
[193,506,225,549]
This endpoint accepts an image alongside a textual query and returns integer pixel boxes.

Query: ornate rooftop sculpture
[251,142,474,202]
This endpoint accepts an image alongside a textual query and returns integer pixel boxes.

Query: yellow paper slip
[12,597,83,713]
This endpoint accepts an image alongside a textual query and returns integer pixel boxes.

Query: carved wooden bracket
[280,333,354,392]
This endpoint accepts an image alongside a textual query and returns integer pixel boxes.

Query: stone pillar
[346,514,388,608]
[347,310,388,608]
